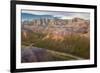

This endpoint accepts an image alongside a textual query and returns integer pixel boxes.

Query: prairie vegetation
[22,32,90,59]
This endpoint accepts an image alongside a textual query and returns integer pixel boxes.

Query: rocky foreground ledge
[21,47,84,63]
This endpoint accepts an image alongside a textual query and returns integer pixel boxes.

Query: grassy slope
[22,32,90,59]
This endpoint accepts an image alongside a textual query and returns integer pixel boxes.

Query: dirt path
[46,49,84,60]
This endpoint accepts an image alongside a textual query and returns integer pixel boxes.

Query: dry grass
[22,32,90,59]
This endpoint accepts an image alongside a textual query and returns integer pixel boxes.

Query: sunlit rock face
[21,17,90,40]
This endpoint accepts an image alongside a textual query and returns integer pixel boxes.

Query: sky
[22,10,90,20]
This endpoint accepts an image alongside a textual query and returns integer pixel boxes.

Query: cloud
[22,10,90,20]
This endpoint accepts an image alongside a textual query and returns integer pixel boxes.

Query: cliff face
[21,17,90,39]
